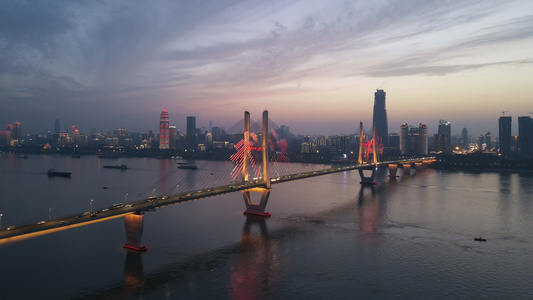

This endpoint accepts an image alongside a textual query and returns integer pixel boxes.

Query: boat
[178,165,198,170]
[47,169,71,177]
[18,155,28,159]
[71,155,81,158]
[474,237,487,242]
[97,152,120,158]
[103,164,128,170]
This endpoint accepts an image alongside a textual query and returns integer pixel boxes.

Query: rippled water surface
[0,153,532,299]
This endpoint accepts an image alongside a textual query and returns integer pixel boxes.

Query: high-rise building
[399,123,428,155]
[54,119,60,135]
[12,122,21,141]
[498,116,512,157]
[485,132,493,150]
[518,116,533,158]
[372,89,388,147]
[460,127,469,150]
[186,116,197,150]
[159,109,170,149]
[434,119,451,153]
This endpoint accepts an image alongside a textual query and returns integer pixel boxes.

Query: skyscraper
[434,119,451,153]
[399,123,428,155]
[372,89,388,147]
[498,116,512,157]
[518,116,533,158]
[12,122,21,141]
[159,109,169,149]
[460,127,469,150]
[186,116,197,150]
[54,119,60,135]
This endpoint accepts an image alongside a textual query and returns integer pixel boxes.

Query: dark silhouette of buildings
[400,123,428,155]
[186,116,197,150]
[372,89,388,147]
[499,116,512,157]
[434,119,451,153]
[518,116,533,158]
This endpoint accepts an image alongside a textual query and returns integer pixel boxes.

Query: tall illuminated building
[498,116,512,157]
[434,119,451,153]
[372,89,388,147]
[159,109,169,149]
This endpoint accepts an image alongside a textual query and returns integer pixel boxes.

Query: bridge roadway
[0,158,433,242]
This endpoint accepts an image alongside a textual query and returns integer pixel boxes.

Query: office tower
[399,123,428,155]
[55,119,60,135]
[159,109,170,149]
[498,116,512,157]
[518,116,533,157]
[434,119,451,153]
[12,122,21,141]
[400,123,409,154]
[186,116,197,150]
[461,127,468,149]
[484,132,493,150]
[372,89,388,147]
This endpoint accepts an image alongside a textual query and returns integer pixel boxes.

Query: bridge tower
[358,122,378,184]
[242,110,272,216]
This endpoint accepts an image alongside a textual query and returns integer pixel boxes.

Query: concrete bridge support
[359,167,378,184]
[402,164,411,176]
[243,188,271,216]
[123,212,147,251]
[388,164,398,177]
[415,162,423,170]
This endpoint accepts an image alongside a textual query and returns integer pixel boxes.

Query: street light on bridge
[90,199,93,213]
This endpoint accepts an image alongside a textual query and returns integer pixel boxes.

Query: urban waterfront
[0,153,532,299]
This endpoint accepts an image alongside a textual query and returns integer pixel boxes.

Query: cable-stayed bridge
[0,110,434,250]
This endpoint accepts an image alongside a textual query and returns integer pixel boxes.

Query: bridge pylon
[358,122,378,185]
[242,110,272,217]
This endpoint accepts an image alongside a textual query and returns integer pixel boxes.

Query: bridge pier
[402,163,411,176]
[415,162,423,171]
[123,212,147,251]
[388,164,399,177]
[359,167,378,184]
[243,188,271,217]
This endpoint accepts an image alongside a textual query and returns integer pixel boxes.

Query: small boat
[48,169,71,177]
[474,237,487,242]
[18,155,28,159]
[71,155,81,158]
[103,164,128,170]
[178,165,198,170]
[98,152,120,158]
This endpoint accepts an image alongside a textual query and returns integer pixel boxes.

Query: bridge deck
[0,159,433,242]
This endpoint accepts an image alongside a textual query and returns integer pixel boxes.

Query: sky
[1,0,532,137]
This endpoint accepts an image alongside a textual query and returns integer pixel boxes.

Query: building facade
[518,116,533,158]
[159,109,170,149]
[434,119,451,153]
[399,123,428,155]
[372,89,389,147]
[499,116,512,157]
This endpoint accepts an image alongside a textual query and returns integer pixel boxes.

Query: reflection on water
[2,154,533,299]
[230,216,277,299]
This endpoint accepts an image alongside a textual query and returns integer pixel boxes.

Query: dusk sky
[1,0,532,137]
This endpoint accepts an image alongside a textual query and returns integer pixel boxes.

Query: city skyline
[1,1,532,136]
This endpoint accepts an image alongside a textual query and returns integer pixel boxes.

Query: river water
[0,153,532,299]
